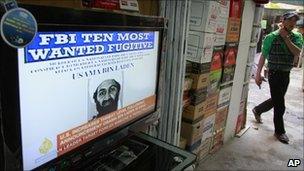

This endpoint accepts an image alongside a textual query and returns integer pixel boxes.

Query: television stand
[83,132,196,171]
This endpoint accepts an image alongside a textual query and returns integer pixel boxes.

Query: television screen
[17,30,160,170]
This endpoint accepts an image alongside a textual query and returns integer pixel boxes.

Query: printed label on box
[218,85,232,107]
[217,0,230,18]
[187,45,213,63]
[202,114,215,141]
[216,17,228,35]
[226,17,241,42]
[214,106,228,131]
[208,70,222,93]
[190,1,219,33]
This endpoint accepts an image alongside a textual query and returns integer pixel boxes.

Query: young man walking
[253,12,303,144]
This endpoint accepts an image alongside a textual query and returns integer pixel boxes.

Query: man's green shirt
[262,30,303,60]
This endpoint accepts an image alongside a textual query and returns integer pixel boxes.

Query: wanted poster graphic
[18,31,159,170]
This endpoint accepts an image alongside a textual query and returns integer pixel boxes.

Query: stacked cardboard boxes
[182,62,210,153]
[210,0,243,155]
[187,0,219,63]
[181,0,244,159]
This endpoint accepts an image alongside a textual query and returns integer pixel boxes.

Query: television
[0,4,164,170]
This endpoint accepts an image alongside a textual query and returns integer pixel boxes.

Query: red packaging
[93,0,120,10]
[210,48,224,71]
[229,0,243,18]
[224,43,237,66]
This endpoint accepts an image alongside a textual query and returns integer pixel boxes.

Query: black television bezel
[0,4,164,170]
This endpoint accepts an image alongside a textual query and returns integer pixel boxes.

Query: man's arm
[255,54,265,88]
[280,28,302,57]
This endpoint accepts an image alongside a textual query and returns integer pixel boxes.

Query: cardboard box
[189,1,219,33]
[187,31,215,63]
[190,141,202,155]
[179,136,187,149]
[183,98,191,108]
[188,31,215,49]
[208,70,222,93]
[218,84,232,108]
[215,16,228,35]
[181,120,204,146]
[226,17,241,42]
[217,0,230,18]
[183,91,191,108]
[214,33,226,46]
[189,87,208,105]
[203,92,219,118]
[201,113,216,142]
[190,73,209,90]
[214,106,229,132]
[186,138,202,152]
[186,61,193,73]
[183,101,206,123]
[198,137,212,160]
[187,46,213,64]
[191,62,211,74]
[184,77,193,91]
[210,130,224,153]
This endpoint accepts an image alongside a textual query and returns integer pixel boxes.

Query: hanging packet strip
[0,0,37,48]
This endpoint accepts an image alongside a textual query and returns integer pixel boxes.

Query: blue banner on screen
[25,31,155,63]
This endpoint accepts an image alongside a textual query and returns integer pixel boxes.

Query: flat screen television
[0,4,164,170]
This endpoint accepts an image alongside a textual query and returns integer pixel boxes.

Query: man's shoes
[274,133,289,144]
[252,108,262,123]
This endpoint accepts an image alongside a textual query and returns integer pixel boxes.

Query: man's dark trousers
[254,70,290,135]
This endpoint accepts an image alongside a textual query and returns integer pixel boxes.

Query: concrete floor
[197,68,304,170]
